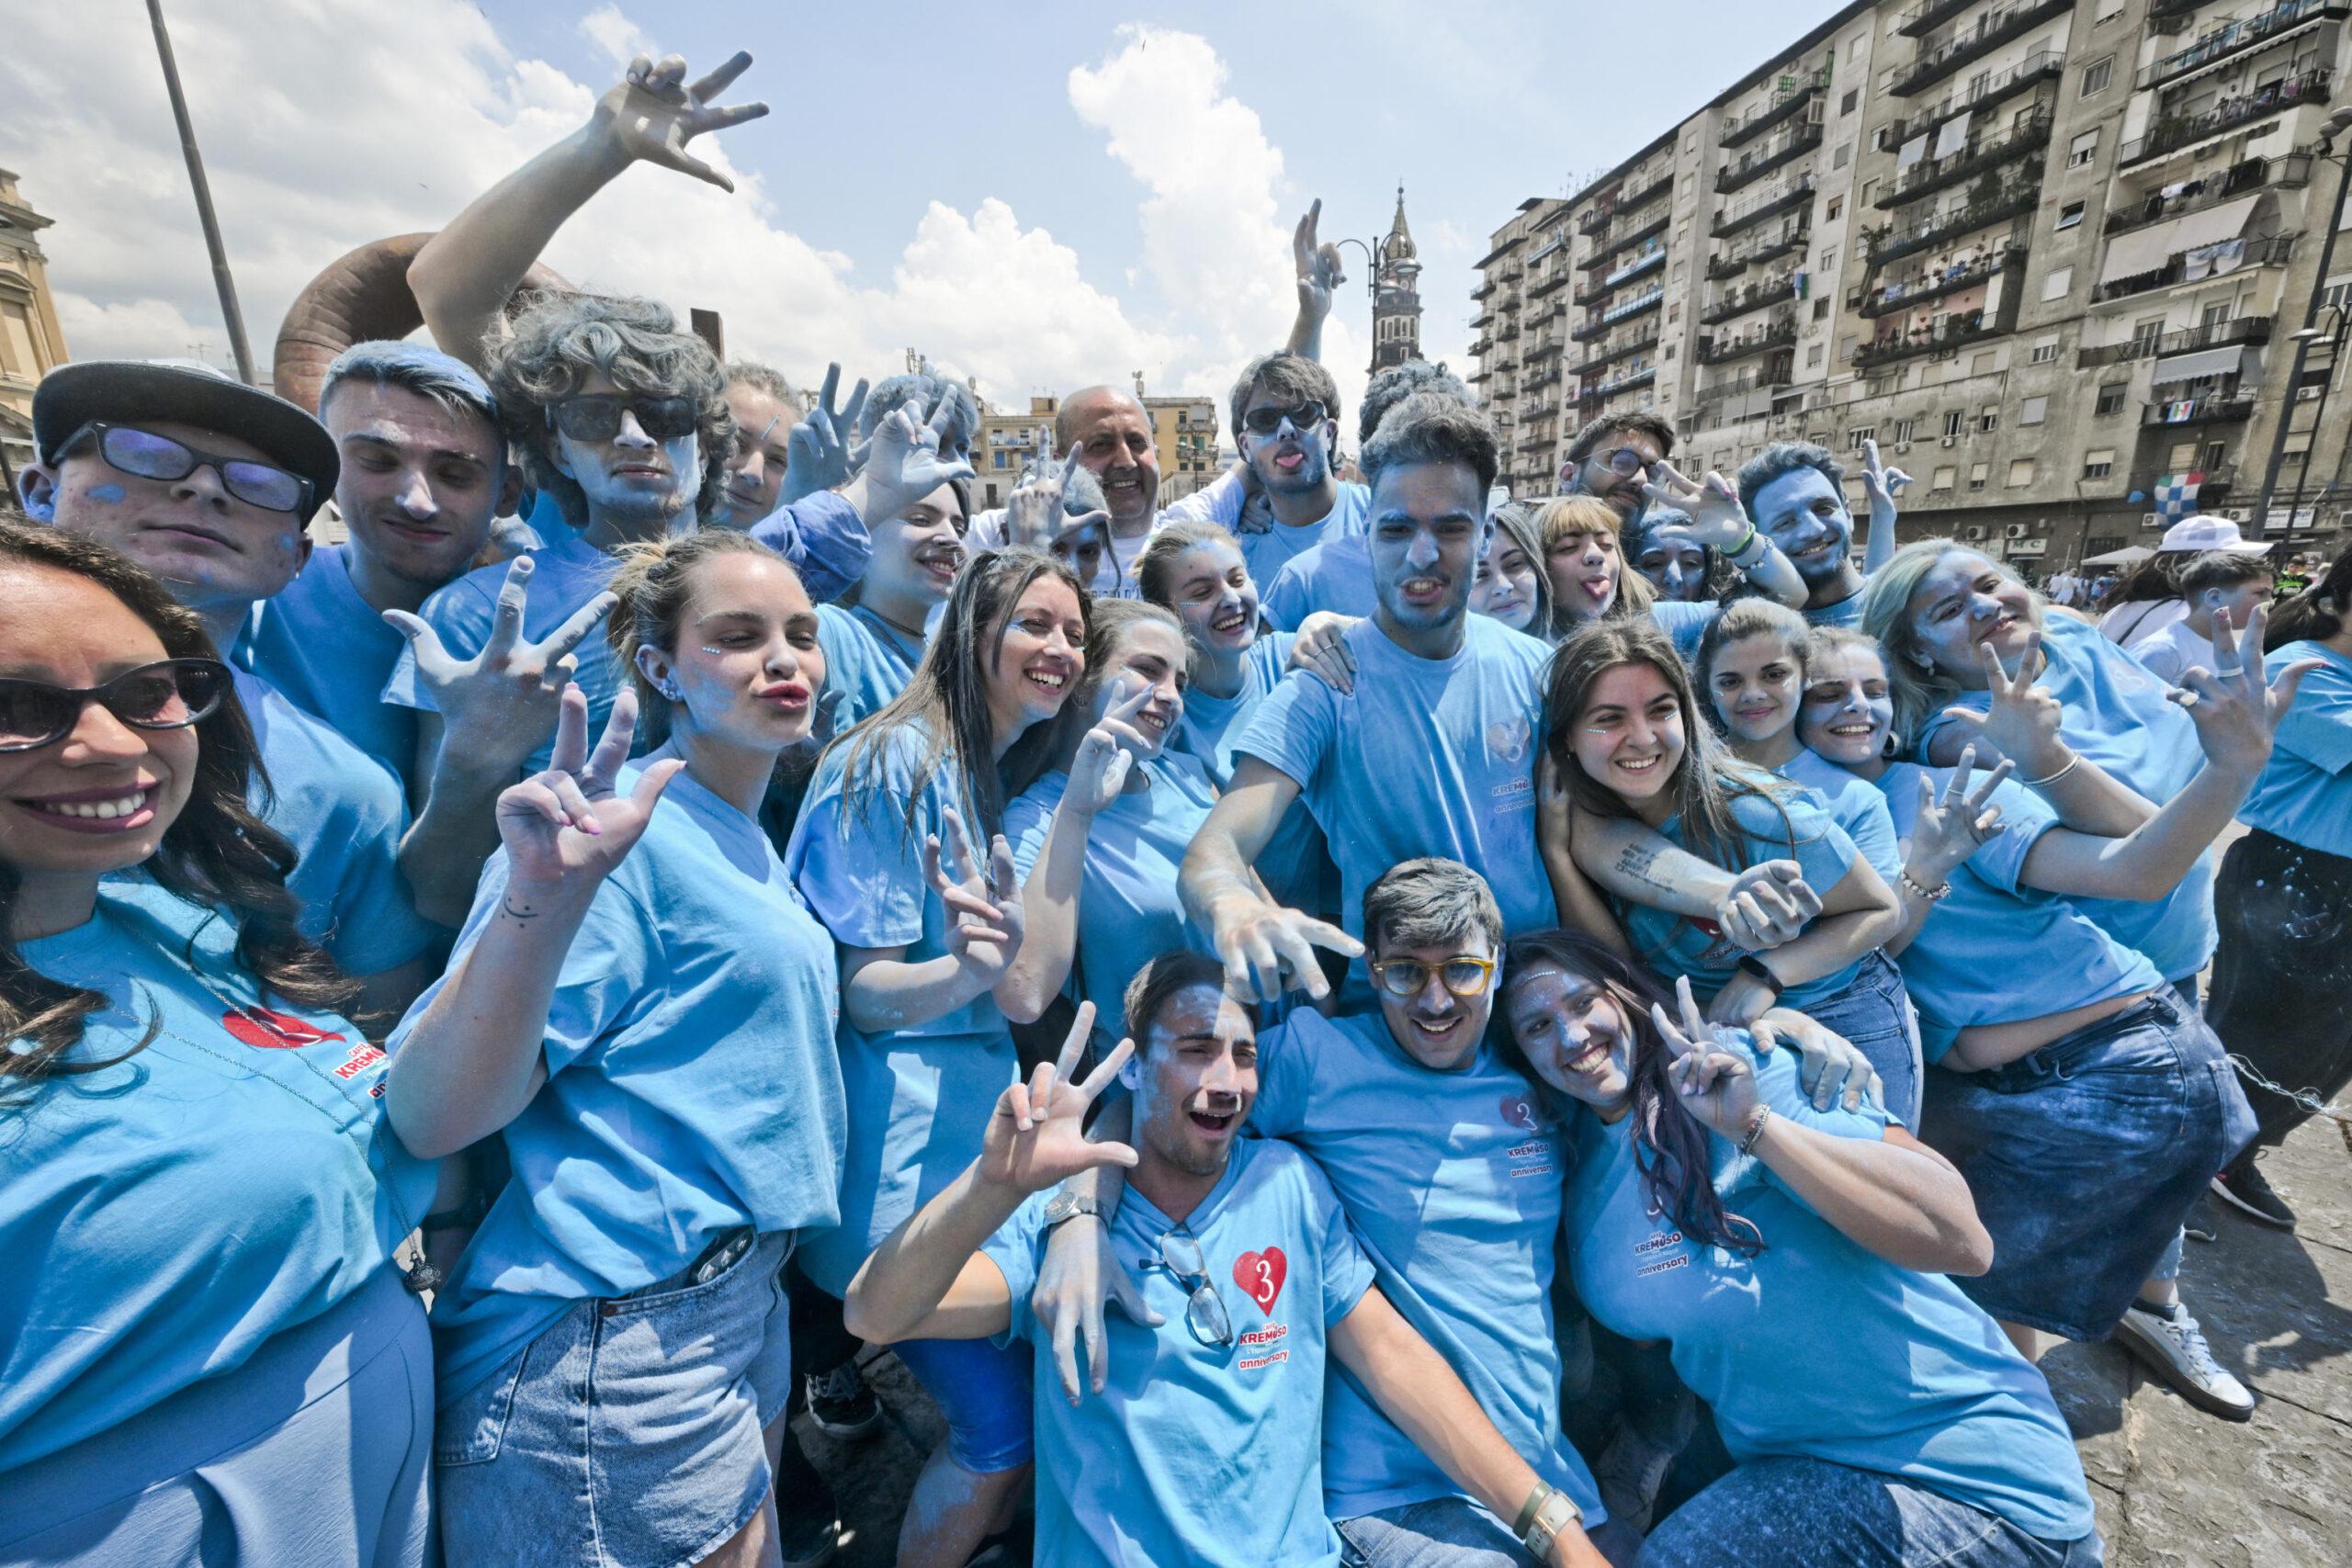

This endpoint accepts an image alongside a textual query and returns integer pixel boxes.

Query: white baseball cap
[2156,514,2270,554]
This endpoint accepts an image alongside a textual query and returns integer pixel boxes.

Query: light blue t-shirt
[1261,535,1377,631]
[786,719,1020,1292]
[1619,781,1862,1011]
[2240,640,2352,862]
[1781,747,1902,881]
[0,888,435,1470]
[1870,761,2159,1062]
[1004,751,1220,1043]
[1165,470,1373,593]
[240,543,415,785]
[814,602,926,736]
[746,491,872,604]
[414,765,844,1404]
[1171,635,1336,914]
[104,668,437,976]
[1565,1040,2095,1541]
[982,1136,1376,1568]
[381,527,620,778]
[1249,1010,1604,1526]
[1236,615,1556,962]
[1918,611,2215,982]
[1650,592,1870,665]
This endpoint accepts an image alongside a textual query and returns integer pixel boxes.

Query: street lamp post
[2255,104,2352,532]
[2294,301,2352,524]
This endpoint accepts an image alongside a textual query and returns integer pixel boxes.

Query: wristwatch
[1041,1192,1104,1231]
[1516,1482,1585,1560]
[1736,953,1786,1001]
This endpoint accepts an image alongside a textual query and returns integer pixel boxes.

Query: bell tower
[1370,184,1422,373]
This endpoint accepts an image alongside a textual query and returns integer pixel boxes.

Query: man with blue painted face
[842,956,1614,1568]
[241,341,519,789]
[19,358,440,1019]
[1736,440,1910,631]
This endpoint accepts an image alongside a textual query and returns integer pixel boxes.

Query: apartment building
[1476,0,2352,567]
[0,167,69,489]
[1471,197,1567,492]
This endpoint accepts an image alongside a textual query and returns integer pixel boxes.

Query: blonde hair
[605,530,798,743]
[1859,538,2042,753]
[1533,495,1653,636]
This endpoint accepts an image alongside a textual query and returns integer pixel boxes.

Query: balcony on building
[1698,316,1798,367]
[2119,67,2334,166]
[1856,243,2026,318]
[2106,153,2312,237]
[2077,314,2273,367]
[2143,390,2258,426]
[1875,108,2052,210]
[1600,286,1666,328]
[1863,175,2038,269]
[1472,278,1498,300]
[1723,70,1830,148]
[1577,365,1660,407]
[2095,228,2296,304]
[1703,270,1804,325]
[1576,247,1666,306]
[1892,0,2074,96]
[1692,367,1797,429]
[1572,331,1661,378]
[1525,330,1565,360]
[1718,119,1826,194]
[1705,220,1812,279]
[1581,209,1671,270]
[2138,0,2348,92]
[1529,262,1574,299]
[1898,0,1982,39]
[1853,289,2023,369]
[1527,366,1566,390]
[1883,50,2066,146]
[1713,175,1816,240]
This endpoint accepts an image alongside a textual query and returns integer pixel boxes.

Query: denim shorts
[891,1332,1035,1474]
[1919,993,2238,1341]
[1794,949,1921,1125]
[1640,1456,2102,1567]
[0,1263,434,1567]
[435,1229,796,1568]
[1338,1495,1645,1567]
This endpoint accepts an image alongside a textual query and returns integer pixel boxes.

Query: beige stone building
[965,384,1223,513]
[1476,0,2352,568]
[0,167,70,489]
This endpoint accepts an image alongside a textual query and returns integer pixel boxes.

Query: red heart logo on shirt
[1500,1093,1542,1132]
[1234,1247,1288,1314]
[220,1006,345,1051]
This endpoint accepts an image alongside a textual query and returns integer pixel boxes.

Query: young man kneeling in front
[843,953,1607,1568]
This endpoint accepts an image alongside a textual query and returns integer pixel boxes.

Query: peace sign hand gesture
[860,392,977,522]
[1064,678,1154,815]
[1860,438,1912,521]
[1006,446,1110,554]
[979,1003,1140,1195]
[1641,460,1749,554]
[496,685,683,888]
[385,556,616,774]
[593,51,769,193]
[1906,745,2013,886]
[780,363,870,506]
[2168,603,2324,780]
[1654,976,1761,1141]
[924,807,1027,985]
[1937,628,2068,778]
[1293,199,1347,326]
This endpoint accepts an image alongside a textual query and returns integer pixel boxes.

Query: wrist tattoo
[500,893,542,924]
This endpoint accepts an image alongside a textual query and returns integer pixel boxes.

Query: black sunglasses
[55,423,313,515]
[0,659,232,752]
[548,394,698,443]
[1597,446,1655,479]
[1241,400,1328,436]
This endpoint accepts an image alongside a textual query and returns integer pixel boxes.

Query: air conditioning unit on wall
[2142,513,2163,528]
[1962,525,1988,540]
[2004,524,2031,538]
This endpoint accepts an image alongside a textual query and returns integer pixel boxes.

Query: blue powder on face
[85,484,127,503]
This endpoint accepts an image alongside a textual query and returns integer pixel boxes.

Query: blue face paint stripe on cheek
[86,485,127,504]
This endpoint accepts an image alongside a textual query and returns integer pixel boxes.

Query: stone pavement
[793,1108,2352,1567]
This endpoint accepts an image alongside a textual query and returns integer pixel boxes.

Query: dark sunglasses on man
[52,423,314,516]
[548,394,699,444]
[1596,446,1656,479]
[1241,400,1329,437]
[0,658,232,752]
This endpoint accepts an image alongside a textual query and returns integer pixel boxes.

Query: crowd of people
[6,48,2352,1568]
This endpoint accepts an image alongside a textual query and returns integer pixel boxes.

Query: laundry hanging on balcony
[2094,192,2264,286]
[2183,236,2247,280]
[1899,133,1929,167]
[1932,110,1972,160]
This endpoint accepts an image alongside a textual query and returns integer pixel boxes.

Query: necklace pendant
[403,1257,444,1295]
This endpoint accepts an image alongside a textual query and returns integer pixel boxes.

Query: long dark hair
[828,547,1089,842]
[1499,930,1764,1258]
[0,517,356,1102]
[2268,541,2352,651]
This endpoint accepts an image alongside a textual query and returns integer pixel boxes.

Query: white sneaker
[2113,1301,2256,1422]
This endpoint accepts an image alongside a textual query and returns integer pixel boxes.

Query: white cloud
[0,2,1354,431]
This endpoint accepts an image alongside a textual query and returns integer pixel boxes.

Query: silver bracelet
[2022,752,2081,788]
[1898,869,1951,902]
[1736,1104,1774,1156]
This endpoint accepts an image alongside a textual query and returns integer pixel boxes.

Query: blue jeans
[1338,1496,1644,1568]
[435,1230,796,1568]
[1640,1457,2102,1567]
[1920,993,2234,1340]
[1795,950,1921,1125]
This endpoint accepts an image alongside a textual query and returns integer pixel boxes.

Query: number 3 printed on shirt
[1233,1247,1288,1314]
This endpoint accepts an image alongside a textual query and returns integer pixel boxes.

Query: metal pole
[2256,133,2352,527]
[146,0,255,385]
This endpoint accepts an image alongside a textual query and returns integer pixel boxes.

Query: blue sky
[6,0,1839,412]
